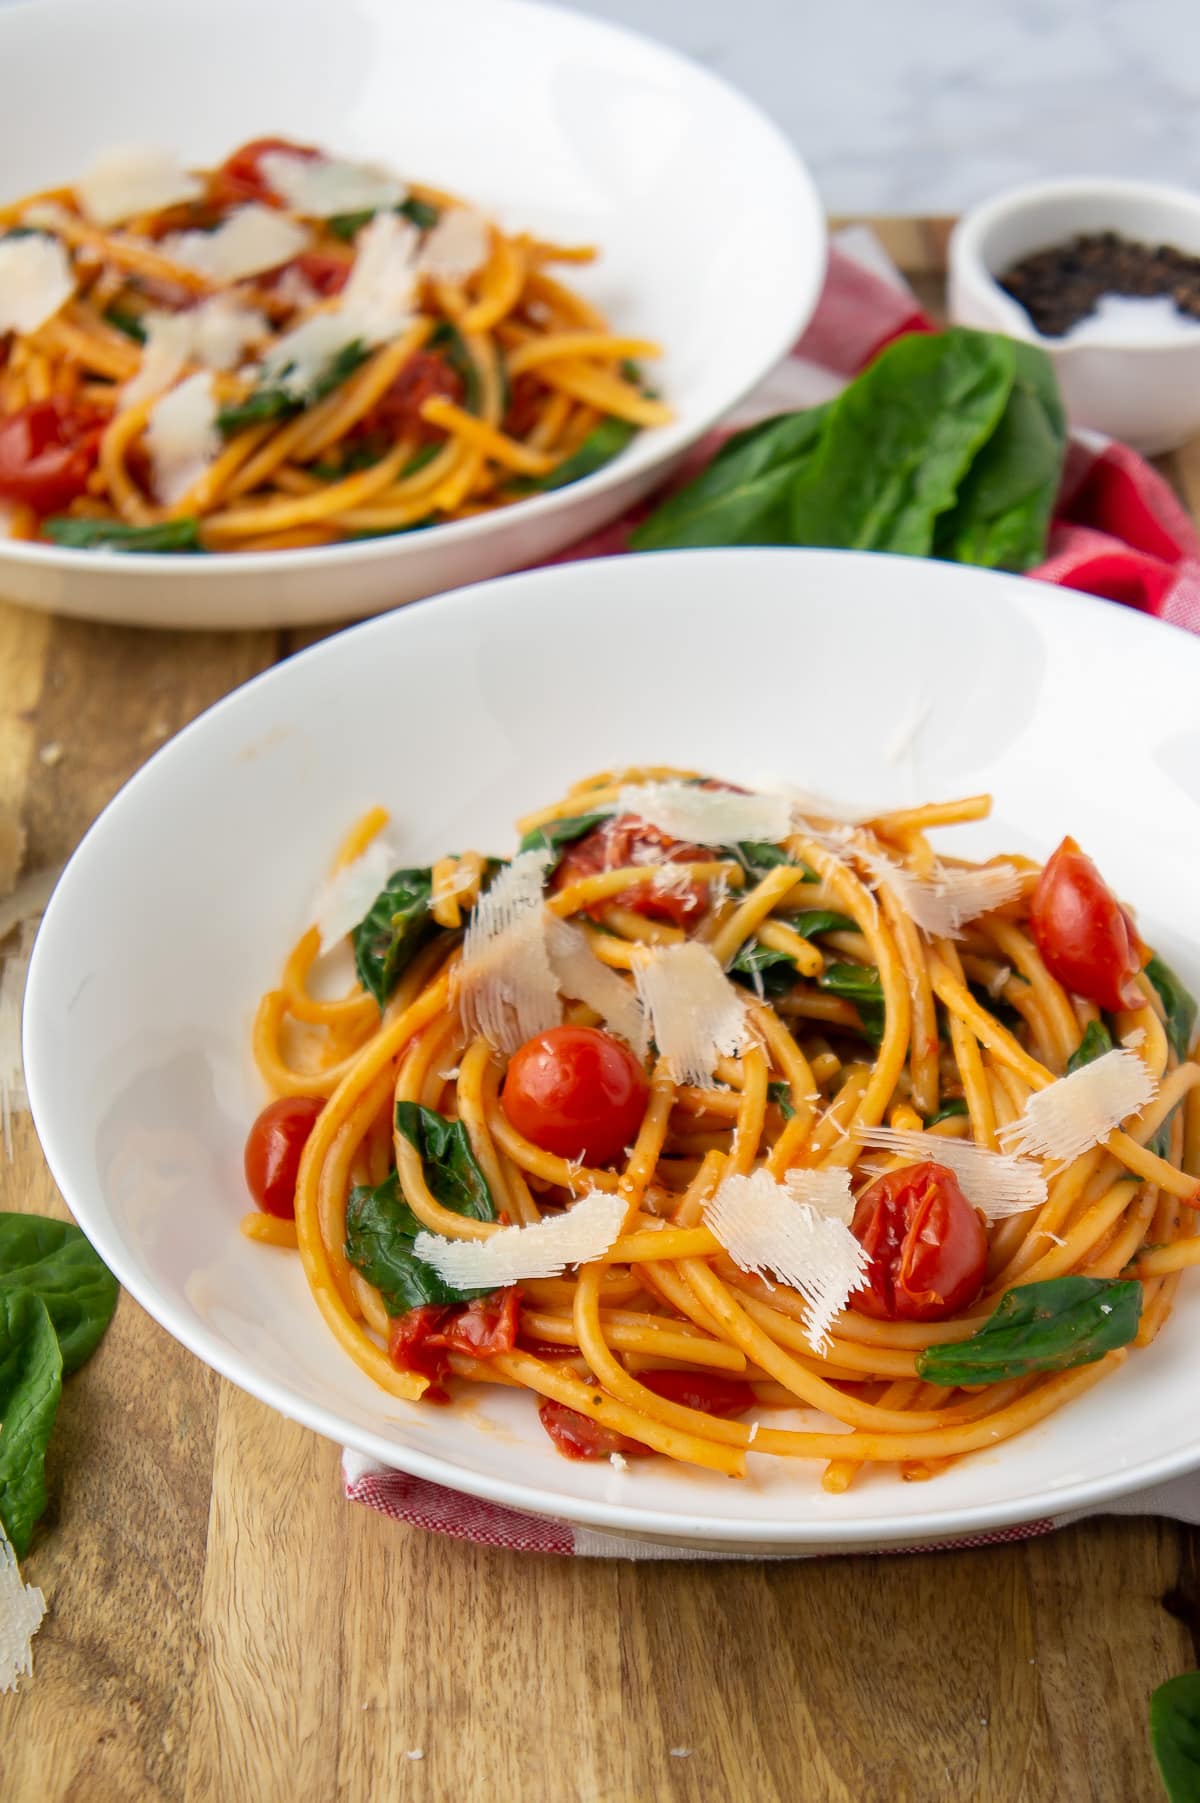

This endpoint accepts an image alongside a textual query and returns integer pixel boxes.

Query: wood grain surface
[3,224,1199,1803]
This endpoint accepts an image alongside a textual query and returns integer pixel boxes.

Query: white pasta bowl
[0,0,824,630]
[22,548,1200,1553]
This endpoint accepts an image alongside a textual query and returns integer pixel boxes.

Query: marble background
[563,0,1200,213]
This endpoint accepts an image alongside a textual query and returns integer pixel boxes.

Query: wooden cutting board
[2,218,1198,1803]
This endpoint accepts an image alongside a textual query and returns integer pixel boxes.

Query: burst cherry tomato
[0,399,101,514]
[638,1370,756,1417]
[1029,836,1145,1012]
[209,136,320,207]
[288,250,352,297]
[536,1398,650,1461]
[849,1161,988,1323]
[501,1025,649,1166]
[243,1095,323,1219]
[363,350,464,442]
[387,1290,520,1400]
[553,815,709,926]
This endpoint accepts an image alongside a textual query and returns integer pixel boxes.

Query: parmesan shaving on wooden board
[997,1049,1157,1165]
[632,942,748,1085]
[0,233,74,335]
[703,1169,867,1351]
[413,1189,624,1285]
[617,781,791,846]
[0,1525,45,1694]
[74,144,201,225]
[855,1126,1048,1218]
[457,849,560,1054]
[312,837,398,952]
[545,918,648,1056]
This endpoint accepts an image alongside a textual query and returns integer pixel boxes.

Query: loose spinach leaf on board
[1151,1672,1200,1803]
[516,419,638,494]
[926,1097,969,1127]
[351,868,437,1009]
[1146,955,1198,1062]
[0,1216,119,1376]
[818,963,885,1045]
[916,1276,1140,1387]
[932,339,1067,571]
[0,1290,63,1558]
[630,406,832,551]
[788,909,855,938]
[1066,1019,1114,1075]
[728,938,800,1000]
[42,516,203,554]
[518,811,610,869]
[767,1081,796,1121]
[216,340,369,436]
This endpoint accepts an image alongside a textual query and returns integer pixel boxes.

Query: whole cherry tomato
[501,1025,649,1166]
[1029,836,1144,1012]
[243,1095,323,1219]
[849,1160,988,1322]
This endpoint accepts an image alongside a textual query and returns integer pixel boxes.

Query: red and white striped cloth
[345,228,1200,1557]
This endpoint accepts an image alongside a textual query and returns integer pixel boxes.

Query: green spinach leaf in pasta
[916,1277,1140,1387]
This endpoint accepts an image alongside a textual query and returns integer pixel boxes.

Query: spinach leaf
[1066,1019,1114,1075]
[728,938,800,1000]
[727,842,816,883]
[631,406,831,550]
[328,196,441,240]
[0,1290,62,1557]
[519,419,638,493]
[344,1171,489,1313]
[1146,955,1198,1062]
[932,339,1066,571]
[518,811,609,869]
[926,1097,969,1127]
[916,1276,1140,1387]
[787,328,1015,554]
[818,963,885,1045]
[394,1102,497,1224]
[428,321,480,413]
[398,195,440,230]
[767,1081,796,1121]
[103,304,148,343]
[1151,1672,1200,1803]
[42,516,203,554]
[216,340,369,436]
[351,867,437,1009]
[789,909,855,938]
[0,1216,118,1376]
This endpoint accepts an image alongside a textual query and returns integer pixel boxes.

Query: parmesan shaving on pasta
[704,1169,868,1351]
[413,1189,625,1285]
[855,1126,1048,1218]
[997,1048,1157,1165]
[122,296,269,410]
[312,837,398,952]
[259,152,404,219]
[618,781,791,847]
[74,144,201,226]
[0,234,74,335]
[545,918,648,1056]
[856,847,1022,938]
[419,207,490,283]
[632,942,748,1085]
[0,1525,45,1694]
[458,849,560,1053]
[144,371,219,505]
[782,1167,856,1224]
[163,203,308,283]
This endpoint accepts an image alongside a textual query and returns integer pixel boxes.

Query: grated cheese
[782,1167,855,1224]
[163,203,308,283]
[618,781,791,847]
[74,144,201,226]
[855,847,1023,939]
[419,207,491,283]
[122,295,269,410]
[609,1451,628,1472]
[312,837,398,952]
[0,1524,45,1694]
[632,942,748,1085]
[259,151,404,219]
[1122,1026,1147,1050]
[458,849,560,1054]
[413,1188,625,1285]
[703,1168,868,1351]
[997,1048,1157,1166]
[143,371,219,505]
[0,233,74,334]
[545,918,648,1056]
[854,1126,1048,1218]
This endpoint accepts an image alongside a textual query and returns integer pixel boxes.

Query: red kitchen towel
[343,226,1200,1558]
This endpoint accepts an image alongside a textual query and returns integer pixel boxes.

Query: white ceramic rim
[22,547,1200,1548]
[0,0,825,587]
[950,175,1200,356]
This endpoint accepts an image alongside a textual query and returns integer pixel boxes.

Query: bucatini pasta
[241,770,1200,1488]
[0,139,667,553]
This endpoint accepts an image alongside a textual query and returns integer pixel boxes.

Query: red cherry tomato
[1029,836,1145,1012]
[637,1370,756,1417]
[0,399,101,514]
[209,136,320,207]
[553,815,709,926]
[363,350,464,442]
[243,1095,323,1219]
[387,1304,455,1400]
[501,1025,649,1166]
[849,1161,988,1323]
[387,1290,521,1401]
[536,1398,650,1461]
[287,250,352,297]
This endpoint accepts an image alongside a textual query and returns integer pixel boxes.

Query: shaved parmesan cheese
[312,837,397,952]
[458,849,560,1053]
[1122,1026,1147,1050]
[122,295,269,409]
[339,210,420,343]
[997,1049,1157,1166]
[782,785,876,825]
[618,781,791,847]
[704,1169,868,1351]
[0,233,74,334]
[986,964,1013,999]
[419,207,490,283]
[273,263,321,314]
[413,1189,624,1285]
[633,942,748,1085]
[75,144,201,226]
[0,1524,45,1694]
[144,371,218,505]
[258,311,361,399]
[855,847,1022,938]
[545,918,648,1056]
[782,1167,855,1224]
[163,203,307,283]
[260,151,403,219]
[855,1126,1048,1218]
